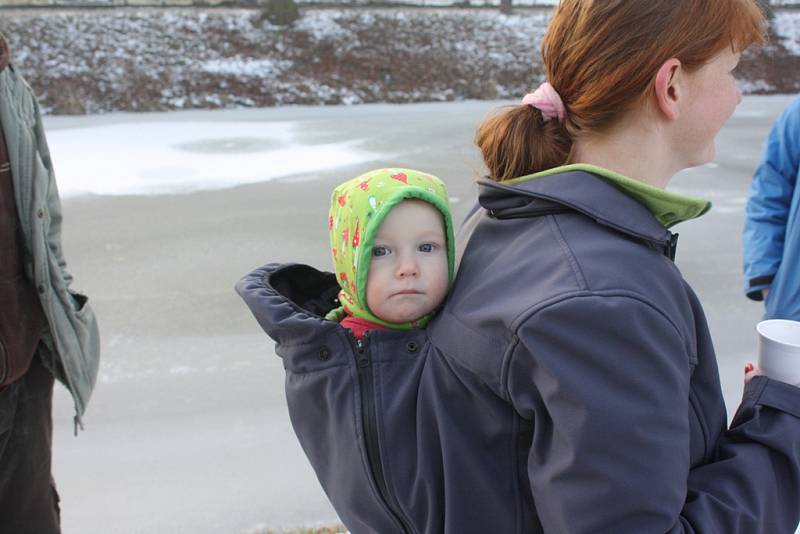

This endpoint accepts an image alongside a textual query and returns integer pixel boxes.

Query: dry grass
[259,526,348,534]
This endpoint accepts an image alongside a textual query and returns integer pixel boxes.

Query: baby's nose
[396,257,419,277]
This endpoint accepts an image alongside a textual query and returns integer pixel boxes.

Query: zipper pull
[667,232,679,261]
[356,338,370,367]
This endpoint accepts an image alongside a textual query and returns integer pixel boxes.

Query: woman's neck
[568,116,681,190]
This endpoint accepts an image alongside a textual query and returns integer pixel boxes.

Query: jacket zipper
[350,333,414,534]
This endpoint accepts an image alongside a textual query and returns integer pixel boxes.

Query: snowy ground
[50,121,379,196]
[43,95,800,533]
[1,7,800,115]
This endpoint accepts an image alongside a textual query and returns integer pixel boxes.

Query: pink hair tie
[521,82,566,123]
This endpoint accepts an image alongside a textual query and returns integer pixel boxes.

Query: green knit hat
[327,168,455,329]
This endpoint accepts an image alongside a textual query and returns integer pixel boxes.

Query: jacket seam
[750,375,770,405]
[435,342,509,403]
[511,411,525,534]
[435,307,507,350]
[504,289,690,403]
[510,289,687,342]
[499,336,519,403]
[546,214,588,291]
[688,389,710,462]
[0,69,25,126]
[430,308,509,397]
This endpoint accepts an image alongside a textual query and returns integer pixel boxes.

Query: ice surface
[48,121,381,197]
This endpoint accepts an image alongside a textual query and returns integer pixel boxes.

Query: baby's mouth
[394,289,423,296]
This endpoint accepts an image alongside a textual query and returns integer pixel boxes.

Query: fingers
[744,362,762,384]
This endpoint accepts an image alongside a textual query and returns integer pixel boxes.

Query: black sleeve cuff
[746,275,775,301]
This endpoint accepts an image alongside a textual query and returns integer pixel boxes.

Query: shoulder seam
[510,289,686,345]
[546,214,588,291]
[504,289,691,401]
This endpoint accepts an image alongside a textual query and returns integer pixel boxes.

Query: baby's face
[366,199,449,324]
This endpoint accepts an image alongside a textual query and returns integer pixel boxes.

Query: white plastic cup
[756,319,800,387]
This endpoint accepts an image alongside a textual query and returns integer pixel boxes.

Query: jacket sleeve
[507,293,800,534]
[235,264,291,343]
[743,97,800,301]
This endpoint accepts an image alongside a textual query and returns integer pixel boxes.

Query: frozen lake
[46,96,798,533]
[48,121,380,197]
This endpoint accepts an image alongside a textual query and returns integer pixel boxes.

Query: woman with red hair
[441,0,798,531]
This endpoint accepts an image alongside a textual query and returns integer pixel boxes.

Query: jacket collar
[478,164,710,247]
[0,34,9,74]
[507,164,710,228]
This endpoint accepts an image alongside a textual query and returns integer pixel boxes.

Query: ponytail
[475,104,572,183]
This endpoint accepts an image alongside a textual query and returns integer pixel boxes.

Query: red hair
[476,0,767,182]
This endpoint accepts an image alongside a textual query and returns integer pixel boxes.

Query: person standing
[0,33,100,534]
[743,96,800,320]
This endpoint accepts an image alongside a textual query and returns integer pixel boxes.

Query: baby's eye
[372,246,390,257]
[419,243,435,253]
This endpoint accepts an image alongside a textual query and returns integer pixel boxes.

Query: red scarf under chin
[340,314,390,340]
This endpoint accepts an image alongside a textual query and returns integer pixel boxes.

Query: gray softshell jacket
[237,170,800,534]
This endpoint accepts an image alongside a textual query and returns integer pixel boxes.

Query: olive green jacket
[0,39,100,426]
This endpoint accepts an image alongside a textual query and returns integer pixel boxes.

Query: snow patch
[737,79,775,93]
[199,58,293,78]
[774,11,800,55]
[48,121,382,197]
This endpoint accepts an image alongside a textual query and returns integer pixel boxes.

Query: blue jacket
[744,96,800,319]
[239,170,800,533]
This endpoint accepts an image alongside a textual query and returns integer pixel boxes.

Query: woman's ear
[654,58,683,121]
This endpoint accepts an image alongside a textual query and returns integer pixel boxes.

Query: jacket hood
[328,168,455,329]
[236,263,341,349]
[237,262,429,355]
[478,167,708,248]
[0,34,9,73]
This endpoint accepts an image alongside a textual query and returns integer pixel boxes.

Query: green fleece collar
[506,163,711,228]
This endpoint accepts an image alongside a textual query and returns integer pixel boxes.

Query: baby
[235,167,455,532]
[326,167,455,337]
